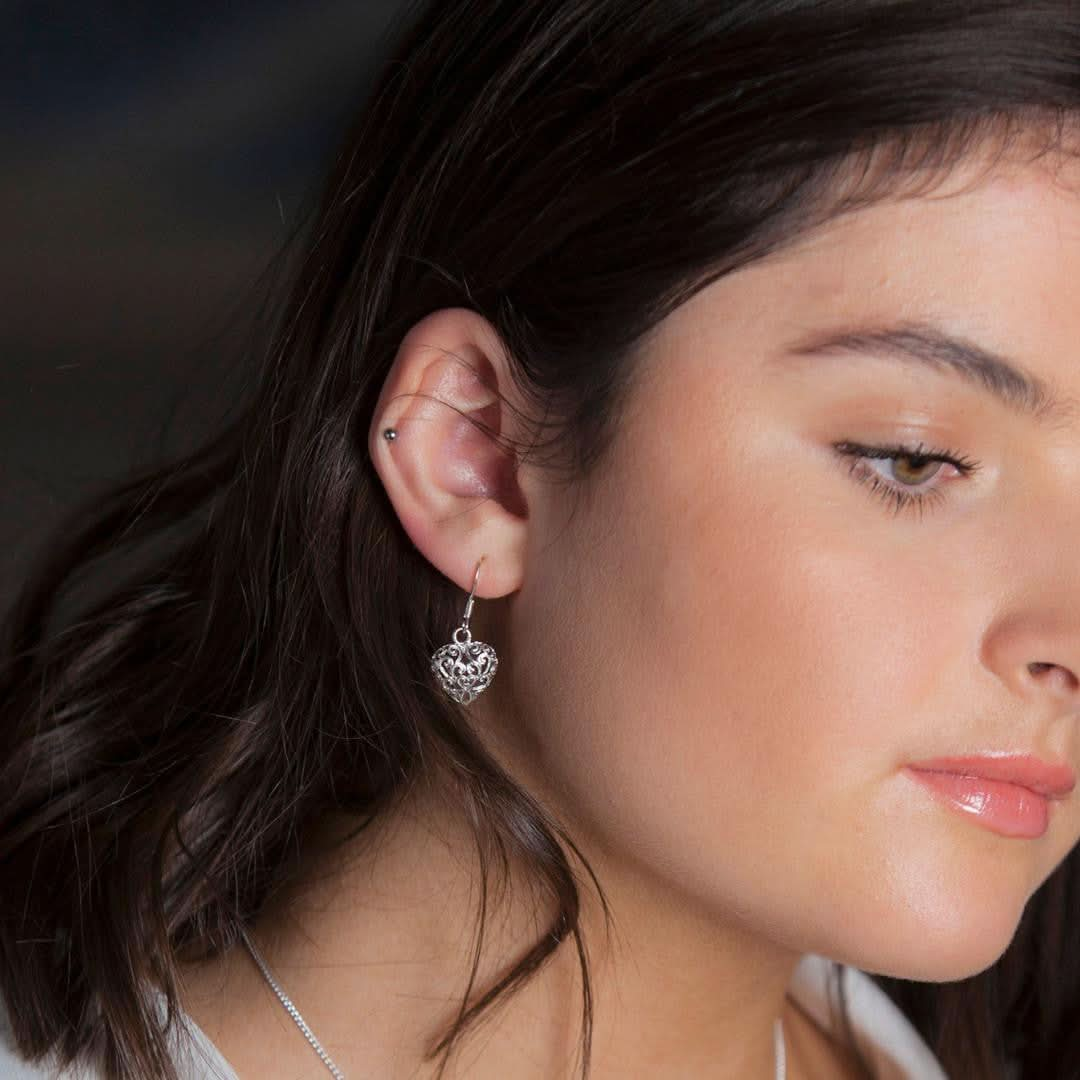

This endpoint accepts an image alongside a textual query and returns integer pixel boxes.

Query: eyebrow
[775,321,1078,427]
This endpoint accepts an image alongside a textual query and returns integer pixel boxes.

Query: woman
[3,0,1080,1076]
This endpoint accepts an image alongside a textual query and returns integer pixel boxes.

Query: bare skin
[178,142,1080,1078]
[179,787,866,1079]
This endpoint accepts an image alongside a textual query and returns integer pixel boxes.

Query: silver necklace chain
[239,930,786,1079]
[240,929,346,1079]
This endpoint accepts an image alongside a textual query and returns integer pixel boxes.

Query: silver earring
[382,427,397,440]
[430,556,499,705]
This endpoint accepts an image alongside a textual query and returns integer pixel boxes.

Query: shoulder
[0,984,236,1080]
[0,990,96,1078]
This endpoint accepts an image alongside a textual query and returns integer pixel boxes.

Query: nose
[980,610,1080,712]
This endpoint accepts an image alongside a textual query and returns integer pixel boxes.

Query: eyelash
[832,439,982,519]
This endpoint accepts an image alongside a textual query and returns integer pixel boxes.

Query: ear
[367,307,531,599]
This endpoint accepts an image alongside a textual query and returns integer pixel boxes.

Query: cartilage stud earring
[430,556,499,705]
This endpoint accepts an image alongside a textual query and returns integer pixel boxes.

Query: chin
[848,915,1021,984]
[816,873,1027,984]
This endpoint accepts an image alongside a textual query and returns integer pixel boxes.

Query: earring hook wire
[462,554,485,628]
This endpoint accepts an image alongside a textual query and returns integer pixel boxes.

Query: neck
[207,778,816,1078]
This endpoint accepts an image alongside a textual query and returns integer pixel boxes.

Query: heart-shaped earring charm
[430,556,499,705]
[431,625,499,704]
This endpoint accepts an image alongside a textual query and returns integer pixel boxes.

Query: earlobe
[367,307,529,600]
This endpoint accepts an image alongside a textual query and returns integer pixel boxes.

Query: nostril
[1028,661,1079,692]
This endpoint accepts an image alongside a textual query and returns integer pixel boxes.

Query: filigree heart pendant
[431,625,499,705]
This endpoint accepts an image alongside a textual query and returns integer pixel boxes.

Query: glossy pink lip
[905,754,1076,799]
[903,769,1053,838]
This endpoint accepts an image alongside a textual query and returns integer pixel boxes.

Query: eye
[832,439,982,519]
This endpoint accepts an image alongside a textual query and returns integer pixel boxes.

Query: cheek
[515,469,900,913]
[516,457,1039,981]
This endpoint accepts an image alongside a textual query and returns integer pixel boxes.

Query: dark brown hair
[3,1,1080,1077]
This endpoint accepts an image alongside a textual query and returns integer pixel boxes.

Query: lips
[905,754,1076,799]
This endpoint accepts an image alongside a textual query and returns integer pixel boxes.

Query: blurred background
[2,0,408,604]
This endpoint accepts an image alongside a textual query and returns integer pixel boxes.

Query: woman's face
[496,151,1080,982]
